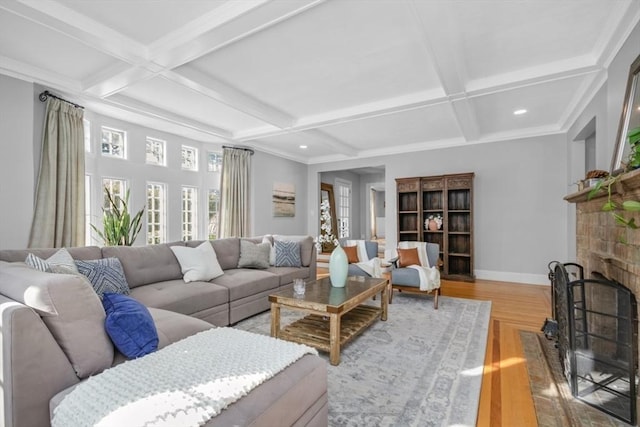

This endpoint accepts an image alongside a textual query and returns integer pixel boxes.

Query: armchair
[339,239,379,277]
[390,242,441,308]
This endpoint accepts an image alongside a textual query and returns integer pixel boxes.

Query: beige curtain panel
[29,98,85,248]
[218,147,251,238]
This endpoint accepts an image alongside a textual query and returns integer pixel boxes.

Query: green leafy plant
[588,179,640,229]
[626,126,640,170]
[91,188,144,246]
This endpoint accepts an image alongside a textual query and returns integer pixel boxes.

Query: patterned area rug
[235,294,491,426]
[519,331,628,427]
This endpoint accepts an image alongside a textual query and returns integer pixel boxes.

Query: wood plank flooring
[317,269,551,426]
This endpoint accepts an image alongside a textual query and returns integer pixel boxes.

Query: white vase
[329,245,348,287]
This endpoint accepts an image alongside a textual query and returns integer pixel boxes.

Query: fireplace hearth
[548,261,638,425]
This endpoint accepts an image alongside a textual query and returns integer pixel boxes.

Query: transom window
[182,145,198,171]
[146,137,166,166]
[101,126,126,158]
[208,189,220,240]
[182,186,198,241]
[147,182,166,245]
[102,178,127,213]
[335,179,351,238]
[207,152,222,172]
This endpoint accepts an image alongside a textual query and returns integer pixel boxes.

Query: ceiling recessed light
[513,109,527,115]
[299,145,308,149]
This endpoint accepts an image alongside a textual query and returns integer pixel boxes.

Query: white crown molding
[557,70,607,133]
[0,55,81,91]
[595,0,640,69]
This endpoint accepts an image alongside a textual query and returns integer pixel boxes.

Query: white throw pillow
[170,242,224,283]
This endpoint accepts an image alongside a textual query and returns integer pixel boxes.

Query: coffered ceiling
[0,0,638,164]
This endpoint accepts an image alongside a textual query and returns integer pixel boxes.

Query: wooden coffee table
[269,276,388,365]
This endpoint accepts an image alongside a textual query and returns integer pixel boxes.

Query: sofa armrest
[0,297,79,427]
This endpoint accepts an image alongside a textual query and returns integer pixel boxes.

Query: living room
[0,1,640,426]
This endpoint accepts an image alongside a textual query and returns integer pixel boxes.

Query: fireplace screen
[565,270,638,424]
[548,262,638,424]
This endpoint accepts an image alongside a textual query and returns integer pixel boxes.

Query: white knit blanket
[52,328,317,427]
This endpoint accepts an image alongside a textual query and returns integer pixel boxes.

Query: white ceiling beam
[104,94,234,140]
[165,66,294,129]
[405,0,480,141]
[3,0,147,63]
[149,0,326,70]
[465,58,600,97]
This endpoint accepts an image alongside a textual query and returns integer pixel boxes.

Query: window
[182,186,198,241]
[335,179,351,238]
[208,189,220,240]
[182,145,198,171]
[102,178,127,213]
[207,152,222,172]
[147,182,166,245]
[146,137,166,166]
[85,175,91,245]
[84,119,91,152]
[101,126,126,158]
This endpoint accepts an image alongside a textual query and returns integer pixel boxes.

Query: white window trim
[181,186,198,241]
[147,182,167,245]
[146,137,167,166]
[181,145,199,171]
[101,126,127,159]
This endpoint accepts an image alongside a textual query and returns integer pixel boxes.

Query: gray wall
[308,134,567,285]
[251,150,308,236]
[0,75,35,249]
[567,19,640,260]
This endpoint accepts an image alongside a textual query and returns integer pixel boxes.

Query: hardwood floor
[440,279,551,427]
[317,269,551,426]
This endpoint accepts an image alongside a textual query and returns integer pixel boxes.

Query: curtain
[218,147,251,238]
[29,98,85,248]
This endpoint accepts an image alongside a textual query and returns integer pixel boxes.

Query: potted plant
[91,187,145,246]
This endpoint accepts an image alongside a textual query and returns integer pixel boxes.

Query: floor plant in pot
[91,187,145,246]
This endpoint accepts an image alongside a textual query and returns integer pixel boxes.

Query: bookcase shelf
[396,173,474,282]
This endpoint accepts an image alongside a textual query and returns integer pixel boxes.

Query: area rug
[519,331,628,427]
[235,294,491,426]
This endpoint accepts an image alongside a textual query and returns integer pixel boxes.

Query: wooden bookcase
[396,173,474,282]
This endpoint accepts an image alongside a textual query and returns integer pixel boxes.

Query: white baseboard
[474,270,549,286]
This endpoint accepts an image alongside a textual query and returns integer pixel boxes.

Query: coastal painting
[272,182,295,217]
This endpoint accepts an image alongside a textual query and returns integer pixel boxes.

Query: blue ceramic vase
[329,245,348,287]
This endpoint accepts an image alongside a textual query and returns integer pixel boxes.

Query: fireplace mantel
[565,168,640,204]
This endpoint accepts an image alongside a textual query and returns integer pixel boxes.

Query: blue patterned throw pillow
[102,293,158,359]
[274,240,301,267]
[75,258,131,298]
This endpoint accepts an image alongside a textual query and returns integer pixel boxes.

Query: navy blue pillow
[102,293,158,359]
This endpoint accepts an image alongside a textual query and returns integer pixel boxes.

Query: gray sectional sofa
[0,236,326,427]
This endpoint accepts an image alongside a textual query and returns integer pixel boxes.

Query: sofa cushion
[238,239,270,269]
[76,258,131,298]
[102,243,185,288]
[273,235,314,267]
[0,261,113,378]
[102,293,159,359]
[171,241,224,282]
[129,279,229,316]
[25,248,79,273]
[274,240,301,267]
[211,269,279,301]
[266,266,311,286]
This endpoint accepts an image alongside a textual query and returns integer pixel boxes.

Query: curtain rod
[222,145,254,155]
[38,90,84,109]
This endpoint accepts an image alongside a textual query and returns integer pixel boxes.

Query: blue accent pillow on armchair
[102,293,159,359]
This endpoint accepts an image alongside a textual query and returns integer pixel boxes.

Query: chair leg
[389,286,394,304]
[434,288,439,310]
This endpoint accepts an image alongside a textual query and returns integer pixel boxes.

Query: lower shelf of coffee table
[278,304,381,352]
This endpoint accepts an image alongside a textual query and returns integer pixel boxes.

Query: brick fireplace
[566,168,640,424]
